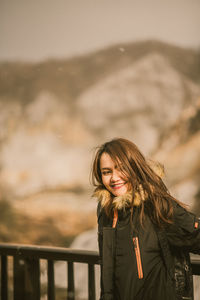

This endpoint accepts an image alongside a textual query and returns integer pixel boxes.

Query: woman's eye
[102,171,111,175]
[116,165,123,172]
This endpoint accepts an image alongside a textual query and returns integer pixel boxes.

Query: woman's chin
[111,186,128,197]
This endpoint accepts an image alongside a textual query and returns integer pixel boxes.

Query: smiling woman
[91,138,200,300]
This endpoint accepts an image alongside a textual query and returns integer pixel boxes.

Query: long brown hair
[92,138,186,226]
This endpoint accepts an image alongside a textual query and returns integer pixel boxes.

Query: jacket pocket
[133,237,143,279]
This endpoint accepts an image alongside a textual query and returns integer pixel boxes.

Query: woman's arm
[165,202,200,253]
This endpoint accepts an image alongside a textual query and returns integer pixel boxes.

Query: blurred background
[0,0,200,298]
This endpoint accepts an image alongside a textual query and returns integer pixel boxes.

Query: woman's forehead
[100,152,121,168]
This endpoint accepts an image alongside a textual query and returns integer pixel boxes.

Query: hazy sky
[0,0,200,62]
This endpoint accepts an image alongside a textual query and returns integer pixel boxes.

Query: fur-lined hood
[93,186,146,210]
[93,159,164,211]
[93,188,146,210]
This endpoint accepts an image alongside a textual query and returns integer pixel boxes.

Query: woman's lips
[110,182,125,189]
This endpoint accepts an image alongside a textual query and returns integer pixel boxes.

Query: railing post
[1,255,8,300]
[47,260,55,300]
[88,264,96,300]
[67,261,75,300]
[24,258,40,300]
[191,260,200,275]
[13,256,25,300]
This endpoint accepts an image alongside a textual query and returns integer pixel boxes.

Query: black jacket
[97,201,200,300]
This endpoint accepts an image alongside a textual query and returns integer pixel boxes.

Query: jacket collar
[93,185,146,210]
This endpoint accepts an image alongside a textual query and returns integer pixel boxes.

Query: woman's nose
[111,170,120,182]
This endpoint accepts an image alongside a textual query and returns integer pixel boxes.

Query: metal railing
[0,243,200,300]
[0,243,99,300]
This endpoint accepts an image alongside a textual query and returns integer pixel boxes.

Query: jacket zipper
[112,211,143,279]
[133,237,143,279]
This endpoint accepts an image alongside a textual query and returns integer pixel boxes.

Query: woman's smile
[110,182,126,189]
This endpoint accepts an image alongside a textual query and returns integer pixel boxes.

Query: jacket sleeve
[165,203,200,254]
[97,203,114,300]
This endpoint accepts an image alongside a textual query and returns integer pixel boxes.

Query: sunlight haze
[0,0,200,61]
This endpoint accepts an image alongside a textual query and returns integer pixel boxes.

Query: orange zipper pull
[133,237,143,279]
[112,209,118,228]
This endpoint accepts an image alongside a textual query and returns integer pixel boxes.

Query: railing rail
[0,243,200,300]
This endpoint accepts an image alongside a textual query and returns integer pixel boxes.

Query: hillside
[0,40,200,105]
[0,40,200,245]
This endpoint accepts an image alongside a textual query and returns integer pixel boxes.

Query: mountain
[77,52,199,152]
[0,40,199,245]
[0,40,200,105]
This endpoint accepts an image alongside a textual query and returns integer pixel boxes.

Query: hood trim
[93,185,146,210]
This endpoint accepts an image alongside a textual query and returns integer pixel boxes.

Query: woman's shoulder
[96,202,107,221]
[97,201,102,219]
[170,200,200,233]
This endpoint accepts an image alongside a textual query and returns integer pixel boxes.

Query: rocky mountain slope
[0,40,199,245]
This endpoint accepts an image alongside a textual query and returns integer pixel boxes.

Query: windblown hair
[92,137,186,227]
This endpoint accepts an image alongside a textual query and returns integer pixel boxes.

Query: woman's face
[100,152,129,196]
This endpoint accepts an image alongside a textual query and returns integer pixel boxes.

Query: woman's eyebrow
[101,167,111,170]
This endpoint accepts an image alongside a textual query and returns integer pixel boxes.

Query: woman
[92,138,200,300]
